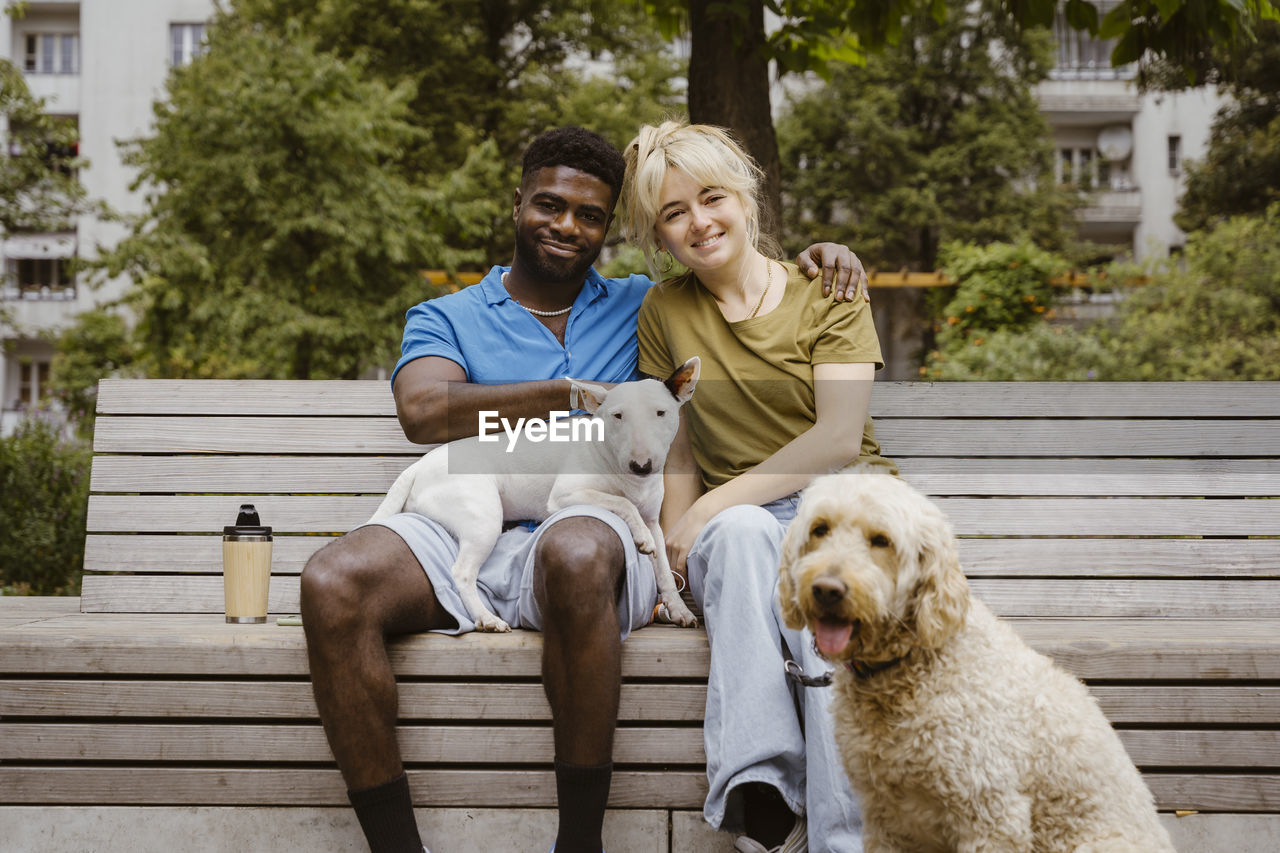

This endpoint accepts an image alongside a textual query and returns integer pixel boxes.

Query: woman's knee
[535,516,626,608]
[694,504,786,585]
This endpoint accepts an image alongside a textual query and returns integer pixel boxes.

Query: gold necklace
[748,261,775,320]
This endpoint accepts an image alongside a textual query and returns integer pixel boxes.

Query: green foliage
[1170,20,1280,231]
[97,16,472,379]
[1101,205,1280,379]
[0,417,90,595]
[925,322,1116,380]
[925,205,1280,380]
[0,58,91,236]
[933,240,1070,348]
[47,309,138,438]
[777,0,1077,269]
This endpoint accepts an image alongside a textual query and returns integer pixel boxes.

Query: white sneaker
[733,816,807,853]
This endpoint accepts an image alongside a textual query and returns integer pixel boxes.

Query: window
[171,23,206,66]
[23,33,79,74]
[1168,135,1182,174]
[18,360,51,408]
[1059,147,1104,189]
[6,257,75,296]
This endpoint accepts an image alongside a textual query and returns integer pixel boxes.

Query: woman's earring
[657,249,674,274]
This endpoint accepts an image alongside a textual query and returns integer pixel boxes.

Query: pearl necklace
[502,271,573,317]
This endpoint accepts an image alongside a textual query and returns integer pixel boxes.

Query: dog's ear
[664,356,700,403]
[571,380,609,414]
[777,514,808,631]
[912,510,969,648]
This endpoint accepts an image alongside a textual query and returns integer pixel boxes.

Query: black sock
[553,758,612,853]
[742,782,795,848]
[348,773,424,853]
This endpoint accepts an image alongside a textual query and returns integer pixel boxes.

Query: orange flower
[948,316,960,325]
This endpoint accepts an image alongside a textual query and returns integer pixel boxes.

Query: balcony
[1079,189,1143,225]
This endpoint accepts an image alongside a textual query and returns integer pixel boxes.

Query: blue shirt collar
[478,264,610,308]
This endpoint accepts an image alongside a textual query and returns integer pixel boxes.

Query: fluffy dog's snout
[811,576,848,610]
[629,459,653,475]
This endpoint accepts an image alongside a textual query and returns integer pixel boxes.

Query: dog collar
[844,655,906,680]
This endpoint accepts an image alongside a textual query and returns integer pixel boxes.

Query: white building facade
[0,0,213,433]
[1039,10,1226,261]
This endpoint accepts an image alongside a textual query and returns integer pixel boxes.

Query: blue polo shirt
[392,265,654,387]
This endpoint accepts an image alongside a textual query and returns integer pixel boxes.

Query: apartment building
[0,0,213,433]
[1040,10,1225,261]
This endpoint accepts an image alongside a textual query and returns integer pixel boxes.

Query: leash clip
[785,658,834,688]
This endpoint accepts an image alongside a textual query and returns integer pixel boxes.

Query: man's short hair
[521,127,625,206]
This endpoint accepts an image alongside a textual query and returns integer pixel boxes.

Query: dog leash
[782,641,834,688]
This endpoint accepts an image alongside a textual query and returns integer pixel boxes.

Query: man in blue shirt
[299,127,867,853]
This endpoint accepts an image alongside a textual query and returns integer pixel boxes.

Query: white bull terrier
[367,357,702,632]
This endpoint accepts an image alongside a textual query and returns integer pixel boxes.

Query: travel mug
[222,504,273,623]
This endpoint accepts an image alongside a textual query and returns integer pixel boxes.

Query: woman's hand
[665,495,720,580]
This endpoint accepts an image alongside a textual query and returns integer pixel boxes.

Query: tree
[777,0,1077,270]
[1169,20,1280,231]
[645,0,1280,227]
[97,16,495,380]
[0,59,89,238]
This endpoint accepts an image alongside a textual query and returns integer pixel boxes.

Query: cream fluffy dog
[778,472,1175,853]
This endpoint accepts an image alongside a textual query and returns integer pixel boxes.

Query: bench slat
[90,415,1280,456]
[0,724,706,765]
[77,574,1280,618]
[0,680,706,721]
[5,724,1271,769]
[0,768,709,808]
[1145,775,1280,813]
[7,680,1274,725]
[868,381,1280,418]
[96,379,397,416]
[85,494,1280,536]
[89,455,1280,497]
[82,533,1280,579]
[0,619,710,678]
[1,767,1271,811]
[4,616,1275,680]
[96,378,1280,418]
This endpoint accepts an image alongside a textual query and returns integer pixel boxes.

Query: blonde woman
[623,121,897,853]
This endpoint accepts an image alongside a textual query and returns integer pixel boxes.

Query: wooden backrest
[83,379,1280,616]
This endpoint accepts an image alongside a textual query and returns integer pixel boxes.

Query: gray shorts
[363,504,659,639]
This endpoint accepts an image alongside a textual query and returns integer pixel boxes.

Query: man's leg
[532,516,628,853]
[300,525,457,853]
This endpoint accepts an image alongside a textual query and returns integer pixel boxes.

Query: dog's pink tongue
[814,619,854,657]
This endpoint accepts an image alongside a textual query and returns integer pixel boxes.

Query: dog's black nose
[811,577,848,609]
[629,459,653,475]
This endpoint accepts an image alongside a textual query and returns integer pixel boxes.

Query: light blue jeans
[686,498,863,853]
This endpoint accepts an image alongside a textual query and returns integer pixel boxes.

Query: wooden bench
[2,378,1278,852]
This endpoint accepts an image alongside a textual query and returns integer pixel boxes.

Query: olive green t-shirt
[637,262,897,490]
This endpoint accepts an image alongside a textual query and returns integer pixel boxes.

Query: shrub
[0,416,91,595]
[933,240,1071,350]
[923,323,1117,380]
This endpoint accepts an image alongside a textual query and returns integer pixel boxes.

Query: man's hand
[796,242,871,303]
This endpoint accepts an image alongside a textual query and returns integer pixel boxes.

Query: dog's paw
[662,594,698,628]
[634,532,657,556]
[473,612,511,633]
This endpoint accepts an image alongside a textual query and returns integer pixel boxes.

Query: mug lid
[225,503,272,536]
